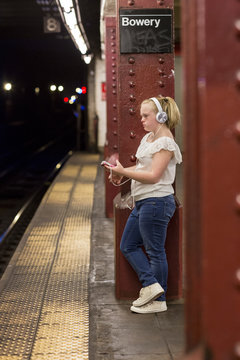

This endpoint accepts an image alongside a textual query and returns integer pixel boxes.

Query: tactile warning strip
[0,153,99,360]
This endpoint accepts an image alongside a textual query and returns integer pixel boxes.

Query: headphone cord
[109,167,131,187]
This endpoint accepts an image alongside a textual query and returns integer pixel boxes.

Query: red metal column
[181,0,203,350]
[117,0,175,170]
[114,0,182,300]
[182,0,240,358]
[105,17,120,218]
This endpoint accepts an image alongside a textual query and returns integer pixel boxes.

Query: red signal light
[82,86,87,94]
[64,97,69,103]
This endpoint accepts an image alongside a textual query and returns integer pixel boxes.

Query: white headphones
[150,97,168,124]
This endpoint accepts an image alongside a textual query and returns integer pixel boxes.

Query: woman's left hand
[106,160,125,177]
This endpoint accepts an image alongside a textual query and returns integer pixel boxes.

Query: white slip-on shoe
[130,301,167,314]
[132,283,164,307]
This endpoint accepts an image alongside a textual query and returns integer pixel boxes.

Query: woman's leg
[139,196,176,301]
[120,207,158,287]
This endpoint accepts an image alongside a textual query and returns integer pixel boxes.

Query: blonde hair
[141,96,181,130]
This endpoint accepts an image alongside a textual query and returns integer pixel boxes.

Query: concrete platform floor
[89,164,185,360]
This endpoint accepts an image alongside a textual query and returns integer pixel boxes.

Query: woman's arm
[107,150,173,184]
[124,165,137,171]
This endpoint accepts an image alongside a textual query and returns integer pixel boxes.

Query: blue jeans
[120,195,176,301]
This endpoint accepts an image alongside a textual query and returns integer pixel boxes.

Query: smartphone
[101,160,115,167]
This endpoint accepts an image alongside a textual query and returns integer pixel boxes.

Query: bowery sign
[121,17,161,28]
[120,8,173,54]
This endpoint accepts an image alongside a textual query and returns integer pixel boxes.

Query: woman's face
[140,102,158,132]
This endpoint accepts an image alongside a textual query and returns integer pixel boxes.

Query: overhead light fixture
[50,84,57,91]
[64,10,77,28]
[3,83,12,91]
[76,87,82,94]
[56,0,91,62]
[35,87,40,94]
[83,54,93,64]
[58,0,73,13]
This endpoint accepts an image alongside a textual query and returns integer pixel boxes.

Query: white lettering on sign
[121,17,161,28]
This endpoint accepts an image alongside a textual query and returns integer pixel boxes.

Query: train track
[0,138,73,277]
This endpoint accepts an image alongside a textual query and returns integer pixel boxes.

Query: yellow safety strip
[0,153,99,360]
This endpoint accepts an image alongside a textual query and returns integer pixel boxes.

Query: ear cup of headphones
[156,111,168,123]
[150,97,168,123]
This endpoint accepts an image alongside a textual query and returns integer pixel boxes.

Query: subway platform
[0,153,185,360]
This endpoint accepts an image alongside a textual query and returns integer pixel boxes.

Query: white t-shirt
[131,133,182,201]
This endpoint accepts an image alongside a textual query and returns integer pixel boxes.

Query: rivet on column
[128,57,135,64]
[234,121,240,140]
[129,94,136,102]
[129,69,135,76]
[235,268,240,288]
[158,57,165,64]
[129,107,136,115]
[130,155,137,162]
[235,194,240,212]
[236,70,240,87]
[130,131,136,139]
[158,69,165,76]
[113,104,117,109]
[113,144,118,150]
[129,81,136,88]
[113,117,117,122]
[233,342,240,359]
[159,81,165,88]
[234,19,240,36]
[128,0,135,5]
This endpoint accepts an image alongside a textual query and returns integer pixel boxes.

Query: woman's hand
[106,160,125,177]
[102,160,124,184]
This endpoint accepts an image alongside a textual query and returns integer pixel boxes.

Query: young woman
[104,96,182,314]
